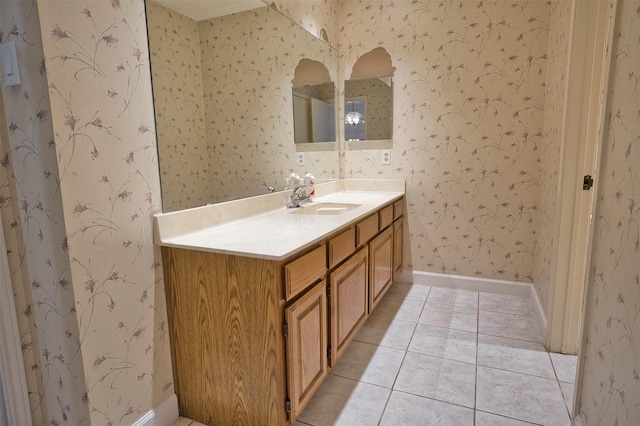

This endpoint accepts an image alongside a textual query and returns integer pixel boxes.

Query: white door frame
[572,0,618,419]
[547,0,615,354]
[0,209,32,426]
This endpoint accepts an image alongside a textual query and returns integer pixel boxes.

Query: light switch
[1,41,21,87]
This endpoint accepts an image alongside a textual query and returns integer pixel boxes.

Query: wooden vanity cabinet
[162,248,289,425]
[161,196,405,425]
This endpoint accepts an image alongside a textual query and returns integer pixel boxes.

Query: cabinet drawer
[356,213,379,247]
[393,198,404,220]
[379,204,394,229]
[328,227,356,269]
[284,245,327,301]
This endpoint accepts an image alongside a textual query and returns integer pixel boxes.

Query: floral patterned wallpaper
[268,0,339,47]
[534,0,573,327]
[146,0,210,212]
[578,0,640,423]
[339,0,549,282]
[294,82,334,103]
[1,1,88,424]
[200,5,339,203]
[148,3,340,210]
[36,0,174,421]
[2,0,173,423]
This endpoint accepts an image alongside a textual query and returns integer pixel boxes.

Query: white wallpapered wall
[36,0,175,422]
[2,0,173,423]
[269,0,340,47]
[338,0,549,283]
[534,0,573,330]
[1,1,88,423]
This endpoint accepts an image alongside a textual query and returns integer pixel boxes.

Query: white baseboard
[132,393,178,426]
[530,282,548,334]
[396,270,532,297]
[573,412,584,426]
[396,270,548,336]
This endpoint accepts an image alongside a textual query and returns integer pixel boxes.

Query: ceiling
[153,0,265,21]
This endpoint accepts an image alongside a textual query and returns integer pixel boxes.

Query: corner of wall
[131,394,178,426]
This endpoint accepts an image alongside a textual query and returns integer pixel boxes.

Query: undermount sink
[289,202,361,215]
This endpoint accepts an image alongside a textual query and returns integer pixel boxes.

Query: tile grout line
[549,352,575,420]
[474,291,480,425]
[376,285,431,425]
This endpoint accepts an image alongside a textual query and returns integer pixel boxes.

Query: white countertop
[154,179,405,260]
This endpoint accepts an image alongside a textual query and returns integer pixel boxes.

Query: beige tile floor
[295,282,577,426]
[174,281,578,426]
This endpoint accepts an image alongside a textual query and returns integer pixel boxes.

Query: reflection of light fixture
[345,101,364,126]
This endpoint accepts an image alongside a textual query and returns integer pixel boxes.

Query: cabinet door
[329,247,368,366]
[393,218,403,279]
[369,226,393,312]
[285,280,328,420]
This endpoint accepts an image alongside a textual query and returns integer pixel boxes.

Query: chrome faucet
[287,186,311,208]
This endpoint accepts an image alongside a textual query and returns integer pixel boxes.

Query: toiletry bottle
[304,172,315,199]
[289,173,301,188]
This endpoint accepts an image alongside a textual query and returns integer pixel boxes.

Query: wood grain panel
[393,197,404,220]
[162,247,287,425]
[328,227,356,268]
[369,227,393,312]
[284,245,327,301]
[285,280,328,420]
[393,218,404,279]
[329,248,368,366]
[379,204,394,230]
[356,213,379,247]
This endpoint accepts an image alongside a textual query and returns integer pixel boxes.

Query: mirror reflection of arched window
[346,48,395,143]
[292,59,336,144]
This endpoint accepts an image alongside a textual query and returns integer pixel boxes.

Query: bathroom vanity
[155,180,405,424]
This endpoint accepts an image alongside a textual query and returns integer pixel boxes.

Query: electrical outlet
[296,152,306,166]
[381,149,391,165]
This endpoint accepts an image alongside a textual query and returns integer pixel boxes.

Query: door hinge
[327,347,332,359]
[326,285,331,298]
[583,175,594,190]
[285,398,291,414]
[283,323,288,338]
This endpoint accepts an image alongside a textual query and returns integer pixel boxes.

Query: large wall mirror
[145,0,340,212]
